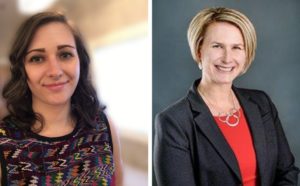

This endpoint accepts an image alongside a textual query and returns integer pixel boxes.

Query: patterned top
[0,112,115,186]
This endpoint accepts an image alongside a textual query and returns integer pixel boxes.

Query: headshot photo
[0,0,148,186]
[153,0,300,186]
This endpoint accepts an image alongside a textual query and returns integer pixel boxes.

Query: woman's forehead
[27,22,75,52]
[203,22,244,45]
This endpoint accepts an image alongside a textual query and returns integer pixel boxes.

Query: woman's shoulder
[94,111,109,128]
[234,87,276,115]
[157,97,190,118]
[155,96,193,133]
[0,117,19,138]
[93,111,114,137]
[93,111,117,156]
[235,87,271,104]
[235,87,266,96]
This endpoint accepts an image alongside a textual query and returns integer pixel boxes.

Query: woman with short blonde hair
[188,7,257,74]
[154,7,299,186]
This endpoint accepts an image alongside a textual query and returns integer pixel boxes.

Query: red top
[214,108,258,186]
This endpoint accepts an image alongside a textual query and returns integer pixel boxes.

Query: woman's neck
[31,99,76,136]
[198,77,239,116]
[198,79,232,104]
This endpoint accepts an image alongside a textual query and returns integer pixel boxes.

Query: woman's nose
[46,57,63,78]
[222,49,233,64]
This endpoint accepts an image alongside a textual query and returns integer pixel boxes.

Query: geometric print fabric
[0,112,115,186]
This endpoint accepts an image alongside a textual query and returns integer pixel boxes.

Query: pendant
[218,108,240,127]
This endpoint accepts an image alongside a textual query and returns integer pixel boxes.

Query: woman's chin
[213,77,235,85]
[43,97,71,106]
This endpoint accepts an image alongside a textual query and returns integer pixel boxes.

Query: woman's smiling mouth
[44,82,68,91]
[215,65,234,72]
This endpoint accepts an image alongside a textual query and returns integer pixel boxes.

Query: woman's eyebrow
[25,45,75,56]
[57,45,76,50]
[211,41,244,46]
[25,48,45,56]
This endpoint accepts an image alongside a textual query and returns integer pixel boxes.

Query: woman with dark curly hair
[0,11,123,186]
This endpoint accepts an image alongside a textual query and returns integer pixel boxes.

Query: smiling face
[24,22,80,107]
[199,22,246,85]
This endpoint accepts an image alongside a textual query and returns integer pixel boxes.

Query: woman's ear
[197,47,202,70]
[198,62,202,70]
[197,47,201,60]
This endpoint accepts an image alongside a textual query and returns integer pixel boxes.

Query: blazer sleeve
[154,112,197,186]
[264,92,300,185]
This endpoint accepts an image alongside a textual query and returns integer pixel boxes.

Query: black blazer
[154,79,299,186]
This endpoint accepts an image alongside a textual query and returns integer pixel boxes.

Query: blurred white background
[0,0,149,185]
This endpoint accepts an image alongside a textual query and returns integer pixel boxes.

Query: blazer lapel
[187,80,242,182]
[233,87,267,183]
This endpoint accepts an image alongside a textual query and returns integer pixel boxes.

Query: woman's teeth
[216,66,233,72]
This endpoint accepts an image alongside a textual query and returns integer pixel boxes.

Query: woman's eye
[60,53,73,59]
[29,56,43,62]
[233,46,242,50]
[213,45,221,48]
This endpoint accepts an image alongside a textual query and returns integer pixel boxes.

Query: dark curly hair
[2,11,103,133]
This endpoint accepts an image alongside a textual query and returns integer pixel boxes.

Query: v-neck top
[214,108,258,186]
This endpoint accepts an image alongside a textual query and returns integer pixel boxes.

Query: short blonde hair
[187,7,257,73]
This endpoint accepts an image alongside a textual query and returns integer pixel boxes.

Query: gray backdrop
[152,0,300,185]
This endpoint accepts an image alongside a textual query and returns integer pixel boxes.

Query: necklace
[198,87,240,127]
